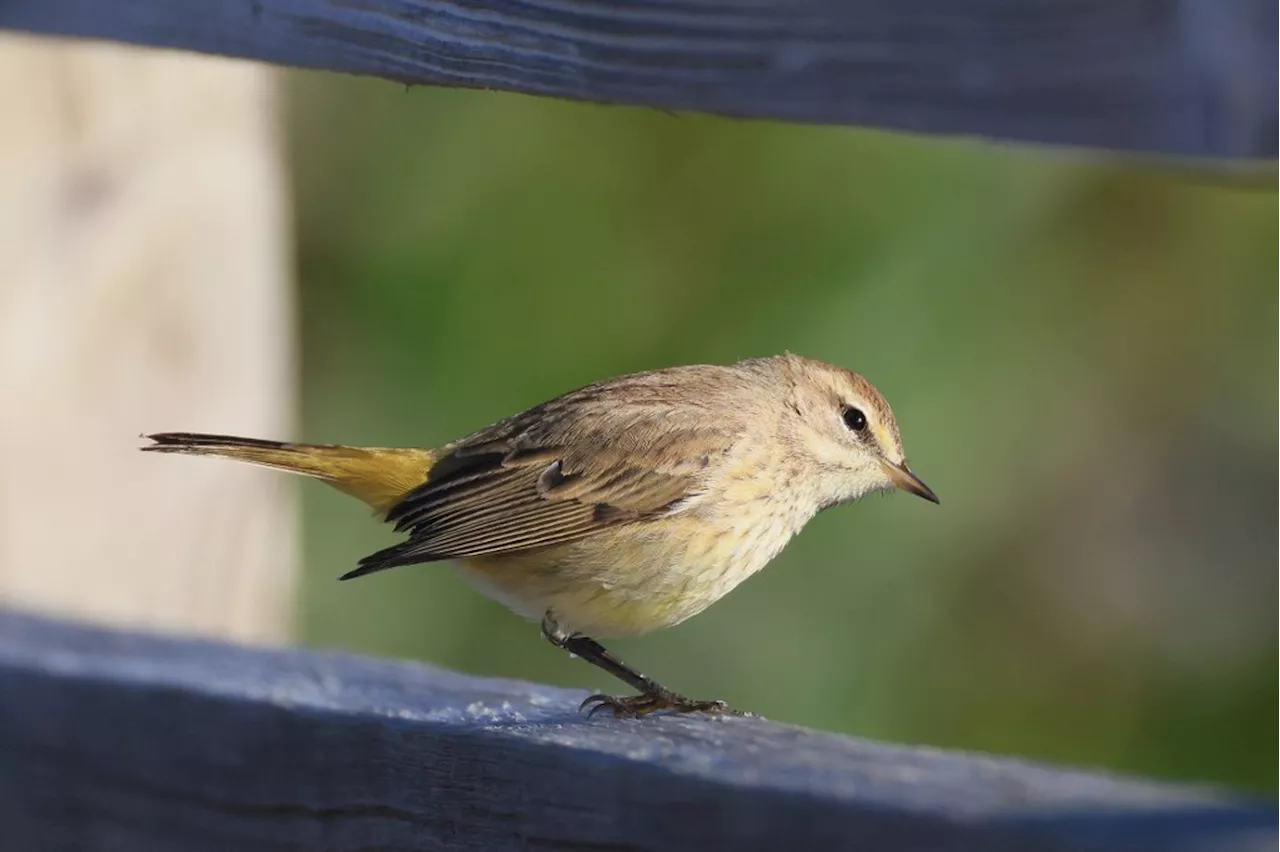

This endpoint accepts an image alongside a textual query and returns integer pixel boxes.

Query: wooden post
[0,34,296,643]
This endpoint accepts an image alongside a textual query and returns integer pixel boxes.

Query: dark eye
[842,406,868,432]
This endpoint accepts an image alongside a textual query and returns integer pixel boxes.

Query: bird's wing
[347,367,748,577]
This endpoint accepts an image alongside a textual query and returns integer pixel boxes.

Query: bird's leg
[540,615,739,718]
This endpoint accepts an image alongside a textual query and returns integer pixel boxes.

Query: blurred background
[286,76,1276,791]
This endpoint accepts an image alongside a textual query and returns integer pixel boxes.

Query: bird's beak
[882,460,939,504]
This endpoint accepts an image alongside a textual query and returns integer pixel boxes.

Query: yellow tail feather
[142,432,436,515]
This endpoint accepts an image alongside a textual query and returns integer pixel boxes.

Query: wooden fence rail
[0,610,1273,851]
[1,0,1276,160]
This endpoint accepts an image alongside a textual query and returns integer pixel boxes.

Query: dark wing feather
[344,364,753,579]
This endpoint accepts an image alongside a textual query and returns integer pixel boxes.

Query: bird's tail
[142,432,436,515]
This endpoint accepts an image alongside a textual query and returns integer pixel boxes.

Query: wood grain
[0,610,1272,851]
[0,0,1275,159]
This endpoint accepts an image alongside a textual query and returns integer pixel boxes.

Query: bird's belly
[457,509,801,637]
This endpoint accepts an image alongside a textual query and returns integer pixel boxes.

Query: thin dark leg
[541,614,742,719]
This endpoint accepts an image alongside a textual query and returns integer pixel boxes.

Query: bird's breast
[458,490,813,638]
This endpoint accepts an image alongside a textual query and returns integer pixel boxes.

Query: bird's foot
[579,689,745,719]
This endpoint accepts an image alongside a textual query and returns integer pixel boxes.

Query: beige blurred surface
[0,35,297,642]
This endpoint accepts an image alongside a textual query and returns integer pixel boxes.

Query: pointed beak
[882,460,939,504]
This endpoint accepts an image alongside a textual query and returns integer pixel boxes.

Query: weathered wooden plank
[0,610,1272,851]
[1,0,1275,160]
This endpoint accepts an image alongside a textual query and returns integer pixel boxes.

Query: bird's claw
[579,691,744,719]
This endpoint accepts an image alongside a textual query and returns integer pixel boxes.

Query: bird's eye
[842,406,868,432]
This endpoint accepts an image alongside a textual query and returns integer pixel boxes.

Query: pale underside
[458,494,812,637]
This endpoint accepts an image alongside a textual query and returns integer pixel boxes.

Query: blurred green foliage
[287,74,1277,791]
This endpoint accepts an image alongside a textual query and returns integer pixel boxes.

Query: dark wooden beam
[1,0,1275,159]
[0,610,1272,851]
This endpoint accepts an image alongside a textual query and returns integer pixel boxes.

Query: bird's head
[771,354,938,509]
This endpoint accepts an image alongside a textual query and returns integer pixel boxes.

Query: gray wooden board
[0,610,1273,851]
[0,0,1275,159]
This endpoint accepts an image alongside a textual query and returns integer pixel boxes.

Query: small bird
[143,354,937,717]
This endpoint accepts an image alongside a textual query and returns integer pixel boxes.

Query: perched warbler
[144,353,937,717]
